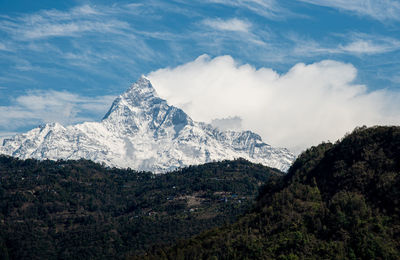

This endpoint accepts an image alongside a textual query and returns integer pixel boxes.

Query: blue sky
[1,0,400,151]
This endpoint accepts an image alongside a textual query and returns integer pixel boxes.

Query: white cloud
[196,17,268,47]
[0,4,130,40]
[148,55,400,153]
[292,33,400,56]
[22,20,129,40]
[297,0,400,21]
[207,0,289,19]
[339,33,400,54]
[391,75,400,83]
[22,4,100,22]
[0,132,18,145]
[211,116,243,130]
[339,39,400,54]
[0,132,17,138]
[0,90,115,130]
[203,18,251,32]
[72,5,100,16]
[0,43,7,51]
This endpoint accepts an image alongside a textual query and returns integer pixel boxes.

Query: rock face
[0,76,295,172]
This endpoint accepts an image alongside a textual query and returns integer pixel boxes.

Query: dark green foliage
[0,157,280,259]
[144,126,400,260]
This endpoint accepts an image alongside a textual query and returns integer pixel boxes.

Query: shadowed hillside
[0,157,281,259]
[142,126,400,260]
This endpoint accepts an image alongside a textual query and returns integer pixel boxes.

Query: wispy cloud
[298,0,400,21]
[0,5,130,40]
[202,18,251,32]
[0,43,7,51]
[0,90,115,131]
[0,3,164,87]
[338,37,400,54]
[0,132,17,139]
[195,16,270,51]
[292,33,400,56]
[14,59,34,71]
[23,20,129,40]
[206,0,291,19]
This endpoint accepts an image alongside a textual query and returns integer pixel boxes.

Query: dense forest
[2,126,400,260]
[142,126,400,259]
[0,156,281,259]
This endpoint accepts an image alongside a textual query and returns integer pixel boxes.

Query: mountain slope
[0,156,281,259]
[0,76,295,172]
[142,126,400,259]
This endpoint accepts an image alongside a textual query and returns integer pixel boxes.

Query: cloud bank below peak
[148,55,400,153]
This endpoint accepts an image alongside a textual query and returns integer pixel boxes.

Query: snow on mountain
[0,76,295,172]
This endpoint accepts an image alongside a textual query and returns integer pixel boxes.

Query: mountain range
[0,76,295,172]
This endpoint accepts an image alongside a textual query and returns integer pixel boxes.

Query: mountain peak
[1,76,296,173]
[102,76,162,120]
[126,75,155,93]
[123,75,159,103]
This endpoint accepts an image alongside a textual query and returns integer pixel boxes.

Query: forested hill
[0,156,281,259]
[144,126,400,259]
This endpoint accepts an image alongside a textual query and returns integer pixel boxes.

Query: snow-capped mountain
[0,76,295,172]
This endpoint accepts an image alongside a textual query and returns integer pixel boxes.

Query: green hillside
[0,157,281,259]
[143,126,400,260]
